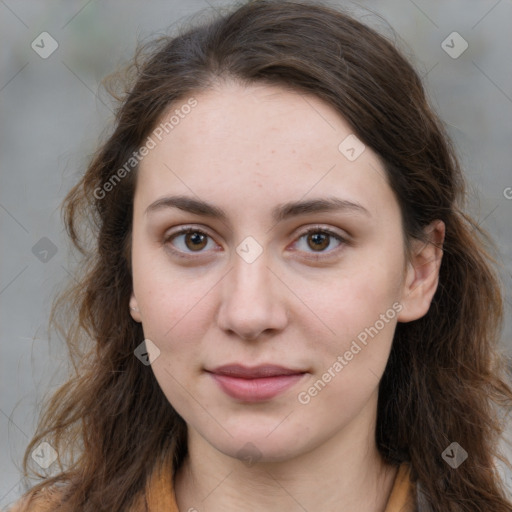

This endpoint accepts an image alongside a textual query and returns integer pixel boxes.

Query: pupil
[309,233,328,250]
[187,232,206,250]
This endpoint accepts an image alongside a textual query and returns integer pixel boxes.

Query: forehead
[135,82,398,223]
[167,81,354,154]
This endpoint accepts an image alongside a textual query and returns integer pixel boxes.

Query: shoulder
[6,485,66,512]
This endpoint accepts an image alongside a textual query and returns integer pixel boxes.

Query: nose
[215,251,288,341]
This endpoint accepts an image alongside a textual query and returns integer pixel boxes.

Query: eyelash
[163,225,348,261]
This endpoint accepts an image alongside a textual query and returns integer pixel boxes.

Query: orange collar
[145,458,415,512]
[9,457,414,511]
[384,462,416,511]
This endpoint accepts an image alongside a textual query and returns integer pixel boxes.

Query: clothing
[384,463,416,512]
[9,458,416,511]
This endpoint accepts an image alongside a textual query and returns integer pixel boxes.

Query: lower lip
[208,372,306,402]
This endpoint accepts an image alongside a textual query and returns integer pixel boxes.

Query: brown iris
[184,232,208,251]
[307,232,330,251]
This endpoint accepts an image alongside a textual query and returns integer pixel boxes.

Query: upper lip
[207,364,306,379]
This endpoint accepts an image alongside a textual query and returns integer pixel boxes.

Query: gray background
[1,0,511,507]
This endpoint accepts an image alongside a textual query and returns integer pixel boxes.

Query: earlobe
[397,220,445,323]
[129,292,142,323]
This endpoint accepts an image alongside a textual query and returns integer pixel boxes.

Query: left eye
[293,228,345,254]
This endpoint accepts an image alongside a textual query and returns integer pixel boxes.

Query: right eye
[163,227,220,258]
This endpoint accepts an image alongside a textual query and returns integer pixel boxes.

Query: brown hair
[18,0,512,510]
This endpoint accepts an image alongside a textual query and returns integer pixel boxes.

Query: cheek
[296,286,399,418]
[136,282,210,352]
[314,261,402,340]
[131,237,215,340]
[299,253,403,393]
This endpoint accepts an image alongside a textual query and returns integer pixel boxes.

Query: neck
[174,397,398,512]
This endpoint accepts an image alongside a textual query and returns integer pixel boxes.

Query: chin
[203,426,312,465]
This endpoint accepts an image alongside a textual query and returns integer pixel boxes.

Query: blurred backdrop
[1,0,511,507]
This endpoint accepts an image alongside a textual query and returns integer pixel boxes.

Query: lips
[206,364,307,401]
[209,364,305,378]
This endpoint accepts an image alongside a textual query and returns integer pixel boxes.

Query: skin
[129,81,445,512]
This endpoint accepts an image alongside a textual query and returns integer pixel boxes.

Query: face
[129,81,439,463]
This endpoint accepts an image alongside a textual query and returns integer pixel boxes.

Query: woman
[10,0,512,510]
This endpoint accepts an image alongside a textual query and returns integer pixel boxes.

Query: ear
[129,292,142,323]
[397,220,445,323]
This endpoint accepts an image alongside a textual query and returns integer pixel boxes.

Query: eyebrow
[144,195,370,223]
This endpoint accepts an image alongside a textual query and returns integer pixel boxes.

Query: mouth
[205,364,308,402]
